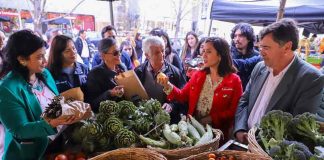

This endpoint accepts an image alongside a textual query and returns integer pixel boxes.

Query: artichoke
[70,120,88,143]
[114,128,136,148]
[134,117,153,133]
[97,135,111,151]
[118,100,136,118]
[96,113,110,124]
[81,136,96,153]
[99,100,120,115]
[154,110,171,125]
[79,121,103,140]
[43,95,64,119]
[103,116,123,136]
[142,99,162,115]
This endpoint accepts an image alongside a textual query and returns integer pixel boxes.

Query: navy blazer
[234,56,324,134]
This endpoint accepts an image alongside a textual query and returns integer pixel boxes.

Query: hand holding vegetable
[156,72,170,88]
[110,85,124,97]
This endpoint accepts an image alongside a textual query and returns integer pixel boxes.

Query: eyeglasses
[107,50,120,56]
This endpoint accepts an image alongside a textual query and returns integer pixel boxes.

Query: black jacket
[85,63,126,112]
[135,60,187,123]
[231,48,260,90]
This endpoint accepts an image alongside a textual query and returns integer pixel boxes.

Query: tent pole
[208,19,213,36]
[276,0,287,21]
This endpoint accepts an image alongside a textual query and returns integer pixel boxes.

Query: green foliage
[114,129,136,148]
[103,116,123,136]
[154,110,171,125]
[99,100,120,115]
[118,100,137,117]
[258,110,293,151]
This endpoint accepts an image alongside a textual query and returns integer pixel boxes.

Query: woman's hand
[46,115,78,128]
[110,85,124,97]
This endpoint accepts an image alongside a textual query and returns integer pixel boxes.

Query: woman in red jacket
[158,37,243,142]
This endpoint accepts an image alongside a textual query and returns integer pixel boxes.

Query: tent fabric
[48,17,70,25]
[0,15,10,22]
[210,0,324,33]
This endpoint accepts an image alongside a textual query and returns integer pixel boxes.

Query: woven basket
[181,150,272,160]
[88,148,167,160]
[248,121,324,158]
[247,127,272,159]
[148,129,222,160]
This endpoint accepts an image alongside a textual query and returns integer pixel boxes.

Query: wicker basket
[248,121,324,158]
[247,127,272,159]
[181,150,272,160]
[148,129,222,160]
[88,148,167,160]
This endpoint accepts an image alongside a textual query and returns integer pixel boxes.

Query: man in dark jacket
[135,36,187,124]
[92,25,132,70]
[75,30,92,68]
[231,23,261,90]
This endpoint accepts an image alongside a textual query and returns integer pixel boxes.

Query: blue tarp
[48,17,70,25]
[210,0,324,33]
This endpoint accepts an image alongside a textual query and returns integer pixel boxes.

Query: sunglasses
[107,50,120,56]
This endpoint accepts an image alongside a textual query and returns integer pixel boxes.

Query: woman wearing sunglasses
[85,38,126,112]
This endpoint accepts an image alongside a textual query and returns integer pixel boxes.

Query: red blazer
[167,70,243,140]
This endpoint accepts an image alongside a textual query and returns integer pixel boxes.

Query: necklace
[31,78,43,91]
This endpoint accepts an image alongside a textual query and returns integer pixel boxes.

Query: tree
[29,0,47,34]
[172,0,199,38]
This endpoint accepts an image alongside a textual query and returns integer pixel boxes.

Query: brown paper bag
[60,87,84,101]
[115,70,149,100]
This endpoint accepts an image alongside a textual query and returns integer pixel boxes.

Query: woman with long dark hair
[157,37,243,142]
[47,35,89,93]
[0,30,78,159]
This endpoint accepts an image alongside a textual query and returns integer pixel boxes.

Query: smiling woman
[47,35,89,94]
[0,30,80,160]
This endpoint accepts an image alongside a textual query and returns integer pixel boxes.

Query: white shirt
[81,39,90,58]
[248,56,295,128]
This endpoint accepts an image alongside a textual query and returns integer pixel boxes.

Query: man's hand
[235,131,248,144]
[156,72,169,88]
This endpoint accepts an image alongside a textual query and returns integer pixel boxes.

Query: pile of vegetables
[256,110,324,160]
[67,99,171,153]
[139,115,215,149]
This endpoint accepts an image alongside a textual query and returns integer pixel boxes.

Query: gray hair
[142,36,165,54]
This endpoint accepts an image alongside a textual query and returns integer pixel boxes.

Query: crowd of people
[0,18,323,159]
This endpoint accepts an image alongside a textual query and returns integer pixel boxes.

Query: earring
[20,61,26,66]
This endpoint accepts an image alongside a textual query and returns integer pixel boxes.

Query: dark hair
[78,30,85,36]
[259,18,299,51]
[204,37,237,77]
[47,35,73,79]
[149,28,173,56]
[230,23,256,52]
[135,32,141,40]
[181,31,199,61]
[101,25,117,38]
[4,30,46,81]
[120,40,138,61]
[98,38,117,54]
[193,37,207,58]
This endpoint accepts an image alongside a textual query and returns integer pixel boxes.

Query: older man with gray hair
[135,36,187,124]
